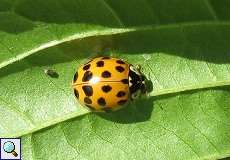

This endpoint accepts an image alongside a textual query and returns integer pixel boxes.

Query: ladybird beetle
[72,57,146,112]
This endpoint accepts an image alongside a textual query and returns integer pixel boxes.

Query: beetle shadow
[96,97,155,124]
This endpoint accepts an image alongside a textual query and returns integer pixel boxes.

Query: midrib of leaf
[0,28,134,69]
[2,21,230,138]
[0,21,229,70]
[152,79,230,96]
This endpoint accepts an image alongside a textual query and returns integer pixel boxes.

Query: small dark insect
[44,69,59,78]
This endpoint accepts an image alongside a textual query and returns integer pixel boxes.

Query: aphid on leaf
[44,69,59,78]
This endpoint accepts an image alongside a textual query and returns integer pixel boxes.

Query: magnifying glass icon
[3,141,18,157]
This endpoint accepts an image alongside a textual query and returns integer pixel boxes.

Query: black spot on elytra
[121,79,129,84]
[116,66,125,73]
[84,97,92,104]
[85,105,95,110]
[83,64,91,70]
[82,85,93,96]
[73,72,78,82]
[102,71,111,78]
[116,60,125,64]
[117,99,127,105]
[116,91,126,97]
[102,85,112,93]
[96,61,104,67]
[102,57,110,59]
[74,89,79,98]
[82,71,93,82]
[98,97,106,106]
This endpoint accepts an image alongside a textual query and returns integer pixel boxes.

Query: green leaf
[1,23,230,137]
[0,0,216,68]
[21,88,230,160]
[1,23,230,159]
[0,0,230,159]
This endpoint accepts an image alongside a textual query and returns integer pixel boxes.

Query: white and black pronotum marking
[128,65,146,100]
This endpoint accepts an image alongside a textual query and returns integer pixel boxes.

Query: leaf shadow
[112,25,230,64]
[0,0,221,34]
[96,97,154,124]
[13,0,124,27]
[0,0,126,34]
[0,12,34,34]
[209,0,230,21]
[1,23,230,78]
[0,36,114,78]
[0,1,35,34]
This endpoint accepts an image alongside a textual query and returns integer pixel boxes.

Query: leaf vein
[0,96,35,126]
[178,96,221,154]
[204,0,218,20]
[87,115,130,156]
[98,0,125,27]
[157,103,201,159]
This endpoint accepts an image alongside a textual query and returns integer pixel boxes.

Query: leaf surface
[0,0,230,159]
[0,0,217,68]
[22,88,230,160]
